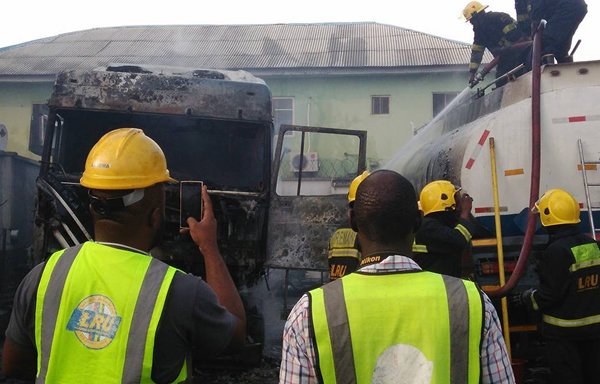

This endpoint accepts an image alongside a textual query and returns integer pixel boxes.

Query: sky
[1,0,597,61]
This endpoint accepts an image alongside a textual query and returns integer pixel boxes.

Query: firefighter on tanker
[463,1,530,87]
[327,171,369,280]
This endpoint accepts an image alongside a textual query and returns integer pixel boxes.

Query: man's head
[80,128,176,248]
[351,170,419,247]
[463,1,488,24]
[419,180,461,216]
[534,189,581,228]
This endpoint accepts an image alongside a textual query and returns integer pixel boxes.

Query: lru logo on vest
[578,273,599,291]
[66,294,122,349]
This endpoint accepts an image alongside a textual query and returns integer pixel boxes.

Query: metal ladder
[577,138,600,238]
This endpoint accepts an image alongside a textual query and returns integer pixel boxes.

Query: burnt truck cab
[34,64,368,366]
[35,65,272,284]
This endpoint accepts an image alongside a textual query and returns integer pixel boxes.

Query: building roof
[0,22,483,79]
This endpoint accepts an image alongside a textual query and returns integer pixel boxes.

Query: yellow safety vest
[34,242,186,383]
[309,271,483,384]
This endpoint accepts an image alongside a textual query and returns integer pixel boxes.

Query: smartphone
[179,181,204,228]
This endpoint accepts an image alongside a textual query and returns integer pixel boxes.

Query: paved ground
[193,358,279,384]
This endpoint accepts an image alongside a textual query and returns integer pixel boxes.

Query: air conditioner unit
[290,152,319,172]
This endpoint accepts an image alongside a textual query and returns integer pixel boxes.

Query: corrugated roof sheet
[0,22,487,76]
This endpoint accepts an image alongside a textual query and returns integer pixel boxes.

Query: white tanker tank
[384,58,600,295]
[386,59,600,237]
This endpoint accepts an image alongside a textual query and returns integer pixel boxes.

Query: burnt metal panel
[48,67,272,122]
[267,124,367,270]
[267,196,347,270]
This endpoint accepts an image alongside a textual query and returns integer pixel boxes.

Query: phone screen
[179,181,203,228]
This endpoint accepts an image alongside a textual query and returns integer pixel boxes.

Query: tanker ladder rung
[577,138,598,238]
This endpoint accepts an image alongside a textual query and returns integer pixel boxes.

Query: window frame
[371,95,390,115]
[272,97,295,136]
[29,103,49,155]
[432,92,459,117]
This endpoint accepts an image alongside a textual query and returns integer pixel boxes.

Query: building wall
[0,81,53,159]
[0,71,468,165]
[264,71,468,167]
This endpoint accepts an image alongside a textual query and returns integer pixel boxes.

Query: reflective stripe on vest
[412,240,428,253]
[35,242,182,383]
[569,242,600,272]
[543,313,600,328]
[455,223,472,242]
[502,22,517,35]
[309,271,483,383]
[328,248,360,259]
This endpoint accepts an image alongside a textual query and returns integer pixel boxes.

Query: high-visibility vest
[309,270,483,384]
[34,242,186,383]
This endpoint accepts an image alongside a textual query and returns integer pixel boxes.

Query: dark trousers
[541,1,587,60]
[545,337,600,384]
[495,45,530,86]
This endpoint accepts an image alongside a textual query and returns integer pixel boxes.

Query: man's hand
[510,288,536,308]
[458,193,473,220]
[469,72,483,87]
[180,184,247,349]
[180,185,218,252]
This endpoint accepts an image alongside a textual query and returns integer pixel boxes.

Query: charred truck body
[35,65,273,366]
[33,64,368,365]
[36,65,272,282]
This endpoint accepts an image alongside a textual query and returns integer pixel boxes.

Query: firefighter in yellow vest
[516,189,600,384]
[2,128,246,383]
[280,170,514,383]
[327,171,369,280]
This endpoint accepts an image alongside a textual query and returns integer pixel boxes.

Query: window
[371,96,390,115]
[433,92,459,117]
[29,103,49,155]
[272,97,294,136]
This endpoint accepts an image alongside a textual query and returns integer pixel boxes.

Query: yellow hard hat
[419,180,460,216]
[348,171,370,203]
[80,128,176,190]
[463,1,488,21]
[533,189,581,227]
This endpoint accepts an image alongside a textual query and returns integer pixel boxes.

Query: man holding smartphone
[2,128,246,383]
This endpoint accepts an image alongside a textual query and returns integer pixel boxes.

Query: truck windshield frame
[52,109,270,192]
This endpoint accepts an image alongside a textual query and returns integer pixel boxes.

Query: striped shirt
[279,255,515,384]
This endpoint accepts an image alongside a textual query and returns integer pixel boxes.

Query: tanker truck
[384,27,600,372]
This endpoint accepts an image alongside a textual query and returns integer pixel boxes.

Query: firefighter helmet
[463,1,488,21]
[419,180,461,216]
[80,128,176,190]
[348,171,370,203]
[534,189,581,227]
